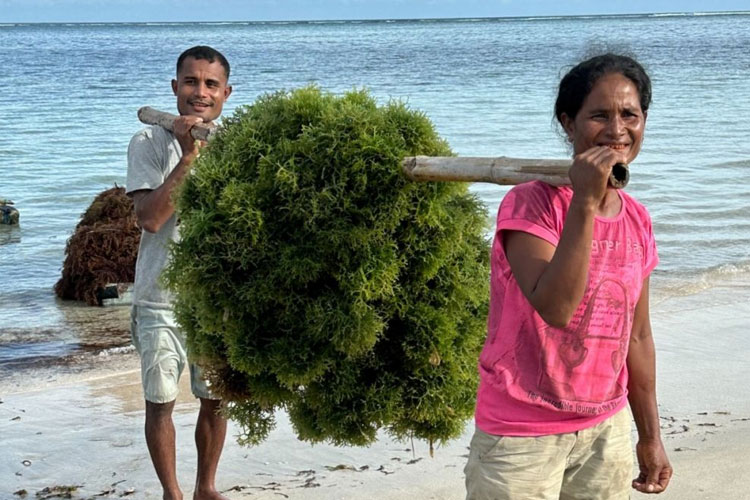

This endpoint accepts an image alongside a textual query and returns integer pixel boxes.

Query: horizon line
[2,10,750,26]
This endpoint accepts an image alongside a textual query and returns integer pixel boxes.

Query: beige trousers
[464,408,633,500]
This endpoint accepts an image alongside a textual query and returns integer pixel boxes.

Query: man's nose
[193,81,209,96]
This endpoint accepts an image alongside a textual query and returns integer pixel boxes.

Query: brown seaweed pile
[55,186,140,306]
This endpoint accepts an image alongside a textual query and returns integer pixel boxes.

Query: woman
[464,53,672,499]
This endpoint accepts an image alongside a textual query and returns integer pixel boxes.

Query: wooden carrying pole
[137,107,629,189]
[402,156,629,189]
[137,106,217,142]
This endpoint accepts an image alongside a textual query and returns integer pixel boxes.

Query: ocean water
[1,13,749,369]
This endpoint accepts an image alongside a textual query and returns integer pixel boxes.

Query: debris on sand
[34,485,81,499]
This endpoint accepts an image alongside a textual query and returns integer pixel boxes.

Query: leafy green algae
[164,87,490,448]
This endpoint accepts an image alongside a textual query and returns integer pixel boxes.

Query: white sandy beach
[3,277,750,500]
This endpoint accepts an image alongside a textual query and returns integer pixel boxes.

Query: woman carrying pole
[464,53,672,499]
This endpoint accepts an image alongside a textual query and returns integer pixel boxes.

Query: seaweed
[164,87,490,450]
[55,186,140,306]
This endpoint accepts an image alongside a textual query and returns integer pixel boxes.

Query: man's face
[172,56,232,122]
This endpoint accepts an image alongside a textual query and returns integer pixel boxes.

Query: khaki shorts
[130,305,215,404]
[465,408,633,500]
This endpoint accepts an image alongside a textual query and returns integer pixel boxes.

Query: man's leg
[194,398,229,500]
[146,400,182,500]
[133,306,188,500]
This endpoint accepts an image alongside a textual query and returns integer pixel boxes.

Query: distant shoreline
[2,10,750,27]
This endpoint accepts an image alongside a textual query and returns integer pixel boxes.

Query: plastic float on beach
[0,199,19,225]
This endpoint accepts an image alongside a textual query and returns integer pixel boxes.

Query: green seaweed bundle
[164,87,490,449]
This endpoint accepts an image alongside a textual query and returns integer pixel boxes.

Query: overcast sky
[1,0,748,23]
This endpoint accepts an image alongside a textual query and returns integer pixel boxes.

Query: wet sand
[3,277,750,499]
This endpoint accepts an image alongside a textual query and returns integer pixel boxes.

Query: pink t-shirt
[475,181,658,436]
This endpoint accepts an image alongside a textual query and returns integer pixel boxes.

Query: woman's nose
[606,116,626,136]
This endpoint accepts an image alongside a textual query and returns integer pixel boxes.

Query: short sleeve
[496,182,564,247]
[642,212,659,277]
[127,128,165,194]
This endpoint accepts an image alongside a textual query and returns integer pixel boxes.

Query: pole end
[610,163,629,189]
[402,156,418,179]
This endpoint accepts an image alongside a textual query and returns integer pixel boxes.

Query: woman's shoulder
[508,181,573,213]
[507,181,573,203]
[619,189,653,222]
[499,182,573,224]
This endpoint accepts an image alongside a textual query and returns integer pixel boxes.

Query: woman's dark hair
[554,53,651,125]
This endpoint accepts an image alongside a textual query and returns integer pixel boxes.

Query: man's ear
[171,79,178,96]
[224,85,233,100]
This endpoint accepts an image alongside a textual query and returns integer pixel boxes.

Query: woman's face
[561,72,647,165]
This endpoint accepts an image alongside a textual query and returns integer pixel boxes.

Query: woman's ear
[560,113,575,142]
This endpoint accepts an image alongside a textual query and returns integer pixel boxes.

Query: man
[126,45,232,500]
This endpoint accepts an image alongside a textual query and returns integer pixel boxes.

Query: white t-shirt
[126,125,182,309]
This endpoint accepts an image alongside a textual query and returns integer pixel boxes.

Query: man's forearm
[135,155,195,233]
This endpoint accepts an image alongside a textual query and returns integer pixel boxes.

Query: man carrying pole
[126,45,232,500]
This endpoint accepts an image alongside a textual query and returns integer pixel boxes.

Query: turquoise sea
[1,12,749,371]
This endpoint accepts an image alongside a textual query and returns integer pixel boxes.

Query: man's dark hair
[555,53,651,125]
[176,45,230,81]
